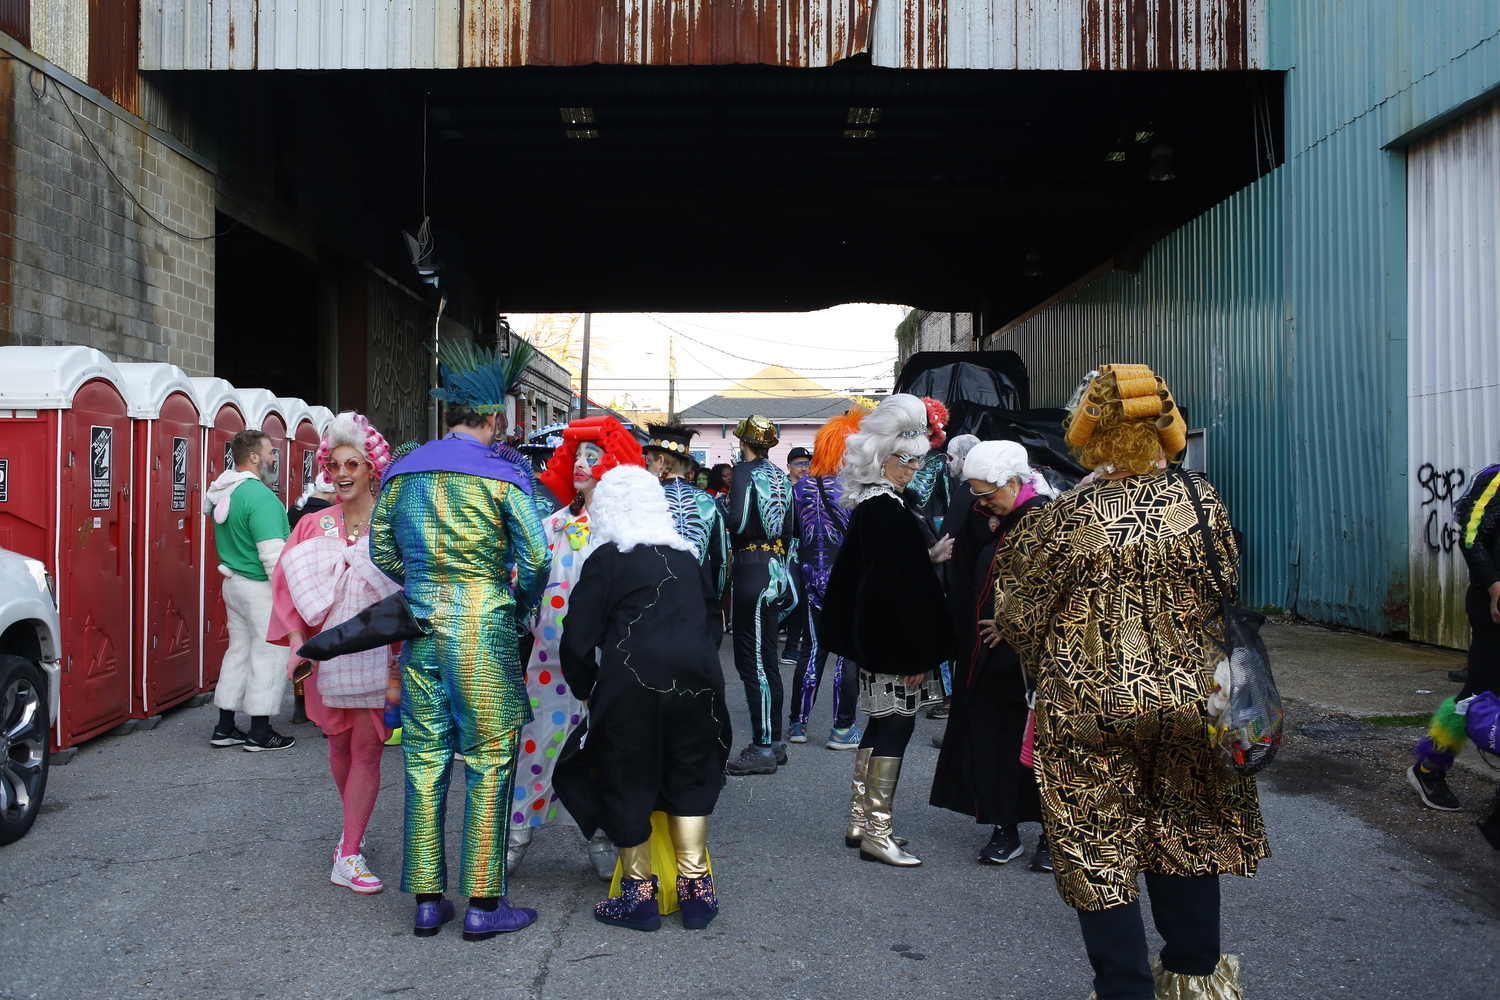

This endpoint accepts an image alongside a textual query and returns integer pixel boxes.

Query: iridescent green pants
[400,615,524,897]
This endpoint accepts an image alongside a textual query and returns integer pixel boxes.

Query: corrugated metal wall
[1,0,31,45]
[1407,98,1500,648]
[871,0,1265,70]
[994,171,1293,610]
[31,0,88,78]
[142,0,869,69]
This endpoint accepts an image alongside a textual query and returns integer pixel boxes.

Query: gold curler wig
[1066,363,1181,474]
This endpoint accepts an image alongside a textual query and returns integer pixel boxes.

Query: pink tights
[327,711,385,858]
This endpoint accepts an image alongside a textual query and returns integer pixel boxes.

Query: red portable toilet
[236,389,289,507]
[278,397,319,503]
[308,406,335,436]
[189,377,245,693]
[0,347,134,748]
[118,363,202,720]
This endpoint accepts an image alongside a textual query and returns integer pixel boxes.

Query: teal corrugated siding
[988,0,1500,639]
[996,172,1292,611]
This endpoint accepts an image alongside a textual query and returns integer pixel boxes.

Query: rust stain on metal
[1075,0,1248,71]
[0,0,29,47]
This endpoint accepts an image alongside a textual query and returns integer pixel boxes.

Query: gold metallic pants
[400,625,522,897]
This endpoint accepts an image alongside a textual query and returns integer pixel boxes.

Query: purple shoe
[676,873,718,930]
[595,876,661,932]
[413,898,455,937]
[462,898,538,941]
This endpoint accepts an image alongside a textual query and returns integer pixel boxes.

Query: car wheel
[0,654,49,845]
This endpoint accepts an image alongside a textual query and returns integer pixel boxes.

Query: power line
[644,314,897,372]
[652,314,897,354]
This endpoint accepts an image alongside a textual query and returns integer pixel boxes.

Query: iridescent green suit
[372,466,549,897]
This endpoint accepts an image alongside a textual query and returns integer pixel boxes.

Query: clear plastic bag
[1203,604,1282,775]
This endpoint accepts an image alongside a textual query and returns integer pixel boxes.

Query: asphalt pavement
[1,644,1497,1000]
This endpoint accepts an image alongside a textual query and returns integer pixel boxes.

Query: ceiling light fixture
[1135,130,1155,142]
[845,107,880,138]
[1105,151,1127,162]
[561,108,598,138]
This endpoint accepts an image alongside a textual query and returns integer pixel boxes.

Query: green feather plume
[430,338,535,412]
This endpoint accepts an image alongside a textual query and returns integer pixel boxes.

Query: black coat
[554,542,731,844]
[820,491,955,674]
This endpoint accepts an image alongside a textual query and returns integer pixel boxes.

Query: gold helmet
[733,414,780,448]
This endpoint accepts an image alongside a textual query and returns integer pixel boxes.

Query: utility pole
[578,312,592,419]
[667,333,677,424]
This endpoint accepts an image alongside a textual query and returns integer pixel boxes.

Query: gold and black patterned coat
[997,471,1268,911]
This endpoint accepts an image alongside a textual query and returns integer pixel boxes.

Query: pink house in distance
[675,365,860,469]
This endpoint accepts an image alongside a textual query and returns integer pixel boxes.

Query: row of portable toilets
[0,346,336,751]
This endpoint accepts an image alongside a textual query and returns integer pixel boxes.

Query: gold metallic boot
[845,748,906,848]
[1152,954,1243,1000]
[859,756,921,867]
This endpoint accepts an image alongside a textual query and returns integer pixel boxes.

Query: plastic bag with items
[1203,604,1282,775]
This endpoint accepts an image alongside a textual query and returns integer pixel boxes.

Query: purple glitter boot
[461,898,538,941]
[676,873,718,930]
[413,897,455,937]
[594,876,661,932]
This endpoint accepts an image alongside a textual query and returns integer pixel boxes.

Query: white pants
[214,574,287,717]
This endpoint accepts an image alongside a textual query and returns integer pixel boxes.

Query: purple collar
[383,433,533,494]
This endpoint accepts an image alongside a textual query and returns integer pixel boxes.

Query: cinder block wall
[0,58,216,375]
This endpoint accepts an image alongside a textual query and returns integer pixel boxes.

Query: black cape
[821,491,955,674]
[553,543,731,846]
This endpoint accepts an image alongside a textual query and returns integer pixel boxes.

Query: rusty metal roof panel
[872,0,1266,70]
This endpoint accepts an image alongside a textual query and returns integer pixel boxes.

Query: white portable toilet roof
[188,377,244,427]
[307,405,335,434]
[234,388,287,432]
[0,346,125,409]
[277,397,313,433]
[116,362,199,419]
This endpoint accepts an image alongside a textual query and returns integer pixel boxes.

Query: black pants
[789,606,859,729]
[1461,583,1500,699]
[859,712,916,758]
[731,551,787,746]
[1076,874,1221,1000]
[782,578,809,657]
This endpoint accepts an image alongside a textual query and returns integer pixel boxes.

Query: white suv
[0,547,60,844]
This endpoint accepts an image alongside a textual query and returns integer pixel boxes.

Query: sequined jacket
[663,478,729,598]
[371,471,550,624]
[997,471,1238,721]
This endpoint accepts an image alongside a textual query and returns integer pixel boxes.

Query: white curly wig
[838,393,930,500]
[963,440,1058,498]
[946,433,981,465]
[589,465,697,556]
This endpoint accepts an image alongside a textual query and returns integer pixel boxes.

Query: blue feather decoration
[430,339,535,411]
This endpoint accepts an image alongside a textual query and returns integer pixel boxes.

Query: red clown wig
[538,415,646,506]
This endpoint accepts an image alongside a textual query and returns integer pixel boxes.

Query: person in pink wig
[269,410,400,894]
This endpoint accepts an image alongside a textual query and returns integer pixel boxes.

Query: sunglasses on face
[892,454,924,469]
[324,458,369,474]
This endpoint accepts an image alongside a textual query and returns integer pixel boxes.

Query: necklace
[343,509,372,543]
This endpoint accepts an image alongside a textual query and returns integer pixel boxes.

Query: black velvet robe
[554,543,731,848]
[929,495,1048,827]
[821,490,955,675]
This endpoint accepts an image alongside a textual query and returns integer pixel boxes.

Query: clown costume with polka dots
[508,416,647,879]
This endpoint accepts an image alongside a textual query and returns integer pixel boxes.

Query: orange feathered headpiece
[538,415,645,505]
[922,397,949,449]
[810,406,868,477]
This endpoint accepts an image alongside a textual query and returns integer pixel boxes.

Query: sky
[504,304,905,412]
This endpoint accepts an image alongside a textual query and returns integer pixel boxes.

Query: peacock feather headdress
[430,338,535,413]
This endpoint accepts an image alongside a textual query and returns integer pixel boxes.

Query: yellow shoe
[385,727,402,746]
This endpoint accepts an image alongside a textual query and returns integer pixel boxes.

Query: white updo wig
[588,465,697,556]
[839,393,930,501]
[963,440,1058,498]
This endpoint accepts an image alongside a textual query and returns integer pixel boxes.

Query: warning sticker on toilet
[172,437,188,510]
[270,447,281,495]
[90,426,113,510]
[224,442,233,476]
[0,458,8,503]
[303,450,315,491]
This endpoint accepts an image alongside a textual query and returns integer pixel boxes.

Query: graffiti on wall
[367,278,429,445]
[1417,463,1467,553]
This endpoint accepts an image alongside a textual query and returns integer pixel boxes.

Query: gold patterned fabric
[998,472,1267,911]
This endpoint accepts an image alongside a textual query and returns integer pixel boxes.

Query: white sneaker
[331,851,384,894]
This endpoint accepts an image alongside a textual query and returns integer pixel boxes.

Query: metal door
[62,380,133,742]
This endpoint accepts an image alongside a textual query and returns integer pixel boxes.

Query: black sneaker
[1407,764,1462,811]
[244,730,297,752]
[772,742,789,765]
[725,744,777,776]
[1450,669,1469,683]
[926,702,951,720]
[1028,833,1053,872]
[210,726,249,747]
[779,652,799,665]
[978,826,1024,864]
